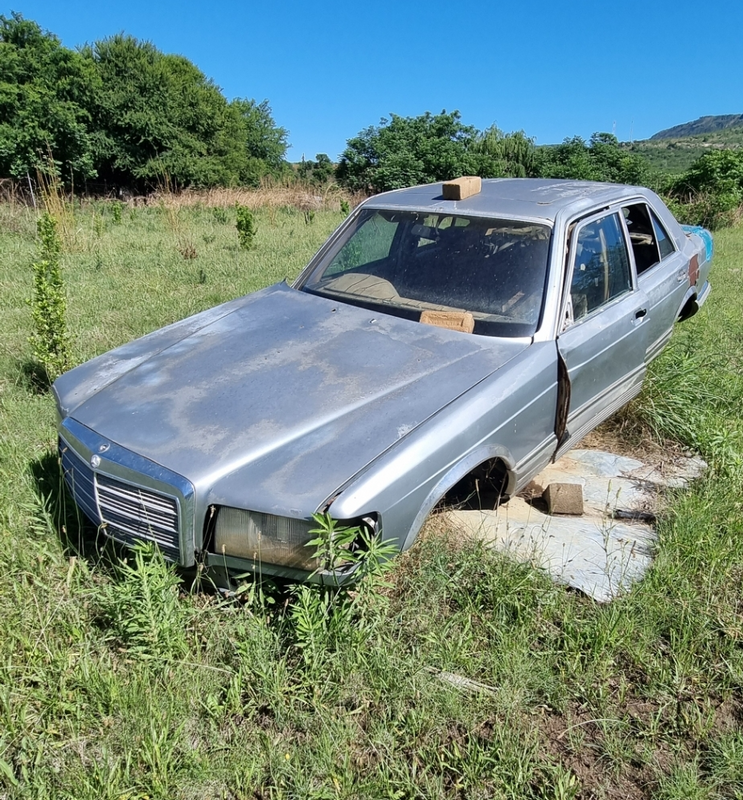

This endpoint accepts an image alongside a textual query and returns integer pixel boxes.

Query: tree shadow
[19,359,52,395]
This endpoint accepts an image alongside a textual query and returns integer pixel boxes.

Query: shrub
[96,543,190,661]
[212,206,228,224]
[235,203,256,249]
[667,149,743,229]
[28,212,70,381]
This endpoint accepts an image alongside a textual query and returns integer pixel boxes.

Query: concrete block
[544,482,584,516]
[442,176,481,200]
[420,309,475,333]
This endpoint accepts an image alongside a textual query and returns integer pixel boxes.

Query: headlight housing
[213,507,319,571]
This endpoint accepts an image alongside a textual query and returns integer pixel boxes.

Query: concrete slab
[446,448,706,602]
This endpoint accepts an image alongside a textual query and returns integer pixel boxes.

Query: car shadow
[29,449,108,565]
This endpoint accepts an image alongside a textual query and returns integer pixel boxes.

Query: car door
[622,202,689,363]
[555,209,649,458]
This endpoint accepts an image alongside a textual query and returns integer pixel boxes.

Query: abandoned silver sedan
[54,178,713,585]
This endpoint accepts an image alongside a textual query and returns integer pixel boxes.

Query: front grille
[96,474,180,561]
[59,438,181,562]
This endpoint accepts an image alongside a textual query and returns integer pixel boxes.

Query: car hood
[56,283,529,514]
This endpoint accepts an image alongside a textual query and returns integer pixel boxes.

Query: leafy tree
[297,153,334,186]
[82,35,246,188]
[666,149,743,229]
[537,133,652,185]
[672,149,743,198]
[0,13,98,182]
[230,98,289,185]
[336,111,538,194]
[0,17,291,190]
[470,126,539,178]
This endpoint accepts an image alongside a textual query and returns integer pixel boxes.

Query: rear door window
[622,203,676,273]
[650,209,676,259]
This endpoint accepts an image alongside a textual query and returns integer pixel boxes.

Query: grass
[0,196,742,798]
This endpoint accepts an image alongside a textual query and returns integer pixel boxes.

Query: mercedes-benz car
[53,178,713,586]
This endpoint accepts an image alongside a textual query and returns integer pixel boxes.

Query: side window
[325,212,398,276]
[570,213,632,322]
[650,209,675,259]
[623,203,661,274]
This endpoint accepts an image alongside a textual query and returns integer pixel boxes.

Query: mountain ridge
[651,115,743,140]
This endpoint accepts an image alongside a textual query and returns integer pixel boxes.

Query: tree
[336,111,538,194]
[230,98,289,186]
[666,149,743,229]
[297,153,333,186]
[81,35,290,189]
[0,13,98,182]
[83,35,237,188]
[470,126,538,178]
[537,133,652,185]
[672,149,743,197]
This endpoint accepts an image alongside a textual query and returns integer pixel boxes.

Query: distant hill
[651,115,743,140]
[623,116,743,174]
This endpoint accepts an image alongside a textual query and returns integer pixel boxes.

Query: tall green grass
[0,201,741,798]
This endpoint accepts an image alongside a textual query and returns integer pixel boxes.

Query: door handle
[677,268,687,282]
[635,308,647,319]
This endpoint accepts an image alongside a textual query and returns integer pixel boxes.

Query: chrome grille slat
[96,474,180,561]
[59,437,181,562]
[60,444,100,525]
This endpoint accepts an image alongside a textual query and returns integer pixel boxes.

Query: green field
[1,198,742,799]
[626,127,743,175]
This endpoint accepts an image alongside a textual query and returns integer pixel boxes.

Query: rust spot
[689,254,699,286]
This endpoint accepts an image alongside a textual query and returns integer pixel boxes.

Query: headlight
[214,508,319,571]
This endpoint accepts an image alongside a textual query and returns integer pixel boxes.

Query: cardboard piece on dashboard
[420,310,475,333]
[442,176,482,201]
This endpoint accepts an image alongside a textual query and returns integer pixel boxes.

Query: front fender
[399,444,516,550]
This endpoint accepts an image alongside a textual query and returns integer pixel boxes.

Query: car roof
[362,178,649,224]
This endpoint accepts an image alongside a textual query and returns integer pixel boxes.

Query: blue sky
[12,0,743,161]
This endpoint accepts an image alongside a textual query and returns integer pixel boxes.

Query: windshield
[298,208,552,337]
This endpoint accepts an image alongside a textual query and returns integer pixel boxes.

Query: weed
[212,206,228,224]
[111,201,122,225]
[235,203,256,249]
[304,209,315,225]
[340,198,350,216]
[177,242,197,259]
[96,542,191,662]
[35,151,76,248]
[28,212,70,382]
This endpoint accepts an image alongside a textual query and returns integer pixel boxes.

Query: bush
[667,149,743,229]
[235,203,256,249]
[28,212,70,381]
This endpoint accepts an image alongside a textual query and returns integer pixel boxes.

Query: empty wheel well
[441,457,510,510]
[678,293,699,322]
